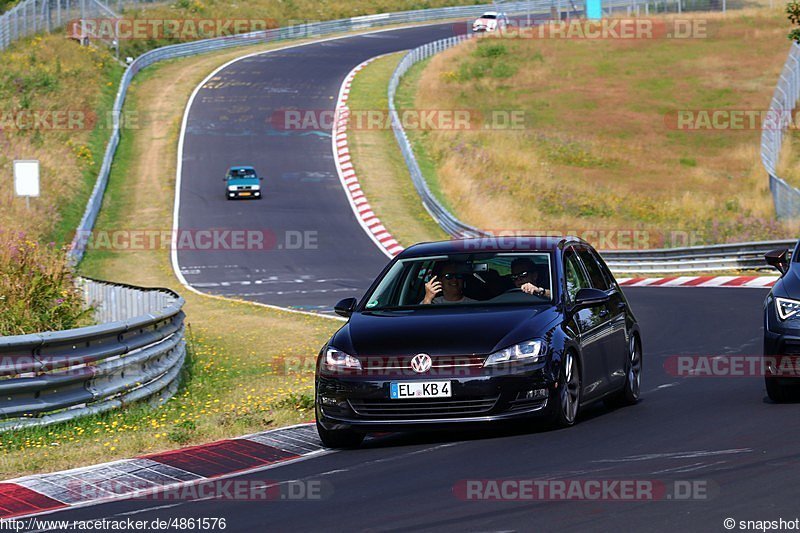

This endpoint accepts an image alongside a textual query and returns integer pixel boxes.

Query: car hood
[227,178,260,186]
[330,305,560,356]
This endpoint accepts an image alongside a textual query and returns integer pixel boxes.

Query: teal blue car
[224,166,263,200]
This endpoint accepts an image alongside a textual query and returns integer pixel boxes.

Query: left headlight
[776,297,800,320]
[227,185,237,191]
[484,340,545,366]
[325,347,362,370]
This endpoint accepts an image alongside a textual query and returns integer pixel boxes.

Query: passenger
[510,258,551,299]
[421,262,477,304]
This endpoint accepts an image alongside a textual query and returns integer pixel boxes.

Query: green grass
[395,9,795,243]
[46,65,124,247]
[346,52,447,245]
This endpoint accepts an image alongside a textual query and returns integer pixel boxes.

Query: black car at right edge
[764,241,800,401]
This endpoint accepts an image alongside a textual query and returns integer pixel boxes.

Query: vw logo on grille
[410,353,432,374]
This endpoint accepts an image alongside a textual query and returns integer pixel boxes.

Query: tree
[789,1,800,42]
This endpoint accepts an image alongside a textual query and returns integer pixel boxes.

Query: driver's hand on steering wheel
[520,282,542,296]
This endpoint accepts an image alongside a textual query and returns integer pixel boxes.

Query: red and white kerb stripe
[332,57,404,258]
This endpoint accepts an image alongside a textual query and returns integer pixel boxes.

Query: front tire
[550,351,580,428]
[316,419,364,449]
[607,334,642,407]
[765,376,800,402]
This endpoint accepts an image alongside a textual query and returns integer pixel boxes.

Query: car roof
[397,236,588,259]
[228,165,255,171]
[480,11,499,16]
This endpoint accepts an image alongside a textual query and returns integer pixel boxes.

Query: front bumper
[764,298,800,383]
[227,190,261,199]
[316,364,555,432]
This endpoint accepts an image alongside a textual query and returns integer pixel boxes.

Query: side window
[577,247,610,291]
[592,249,618,290]
[563,247,590,301]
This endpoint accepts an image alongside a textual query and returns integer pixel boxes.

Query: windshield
[228,168,256,179]
[362,252,553,311]
[480,13,497,19]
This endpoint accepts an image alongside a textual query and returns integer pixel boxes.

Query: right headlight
[776,297,800,320]
[227,185,237,191]
[324,347,362,370]
[484,340,545,366]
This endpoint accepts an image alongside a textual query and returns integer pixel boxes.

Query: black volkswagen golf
[315,237,642,448]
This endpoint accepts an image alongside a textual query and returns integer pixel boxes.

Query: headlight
[484,340,545,366]
[776,297,800,320]
[252,185,260,191]
[227,185,237,191]
[325,347,362,370]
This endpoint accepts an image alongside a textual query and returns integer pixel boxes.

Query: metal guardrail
[602,239,797,272]
[0,278,185,431]
[761,42,800,219]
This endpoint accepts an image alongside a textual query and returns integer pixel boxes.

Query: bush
[0,231,91,336]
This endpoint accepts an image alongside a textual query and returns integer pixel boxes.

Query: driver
[422,262,477,304]
[510,258,551,299]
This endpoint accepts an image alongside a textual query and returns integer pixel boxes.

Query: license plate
[238,192,251,196]
[390,381,451,399]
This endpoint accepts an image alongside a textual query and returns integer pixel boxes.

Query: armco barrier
[0,278,185,431]
[601,239,796,272]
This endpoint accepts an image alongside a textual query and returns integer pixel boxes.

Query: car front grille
[356,355,485,372]
[348,396,499,419]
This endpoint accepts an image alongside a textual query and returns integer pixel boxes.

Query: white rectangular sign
[13,160,40,198]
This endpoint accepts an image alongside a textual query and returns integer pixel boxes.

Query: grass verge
[347,52,448,246]
[397,9,798,245]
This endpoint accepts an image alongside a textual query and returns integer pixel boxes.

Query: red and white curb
[332,57,405,259]
[0,423,326,520]
[617,275,778,288]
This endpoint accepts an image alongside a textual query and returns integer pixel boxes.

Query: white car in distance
[472,11,509,33]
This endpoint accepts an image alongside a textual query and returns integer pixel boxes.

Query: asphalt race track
[71,19,799,533]
[175,22,472,313]
[40,287,800,531]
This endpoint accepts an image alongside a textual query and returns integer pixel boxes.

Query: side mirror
[765,248,790,276]
[334,297,358,318]
[571,288,610,310]
[259,177,264,181]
